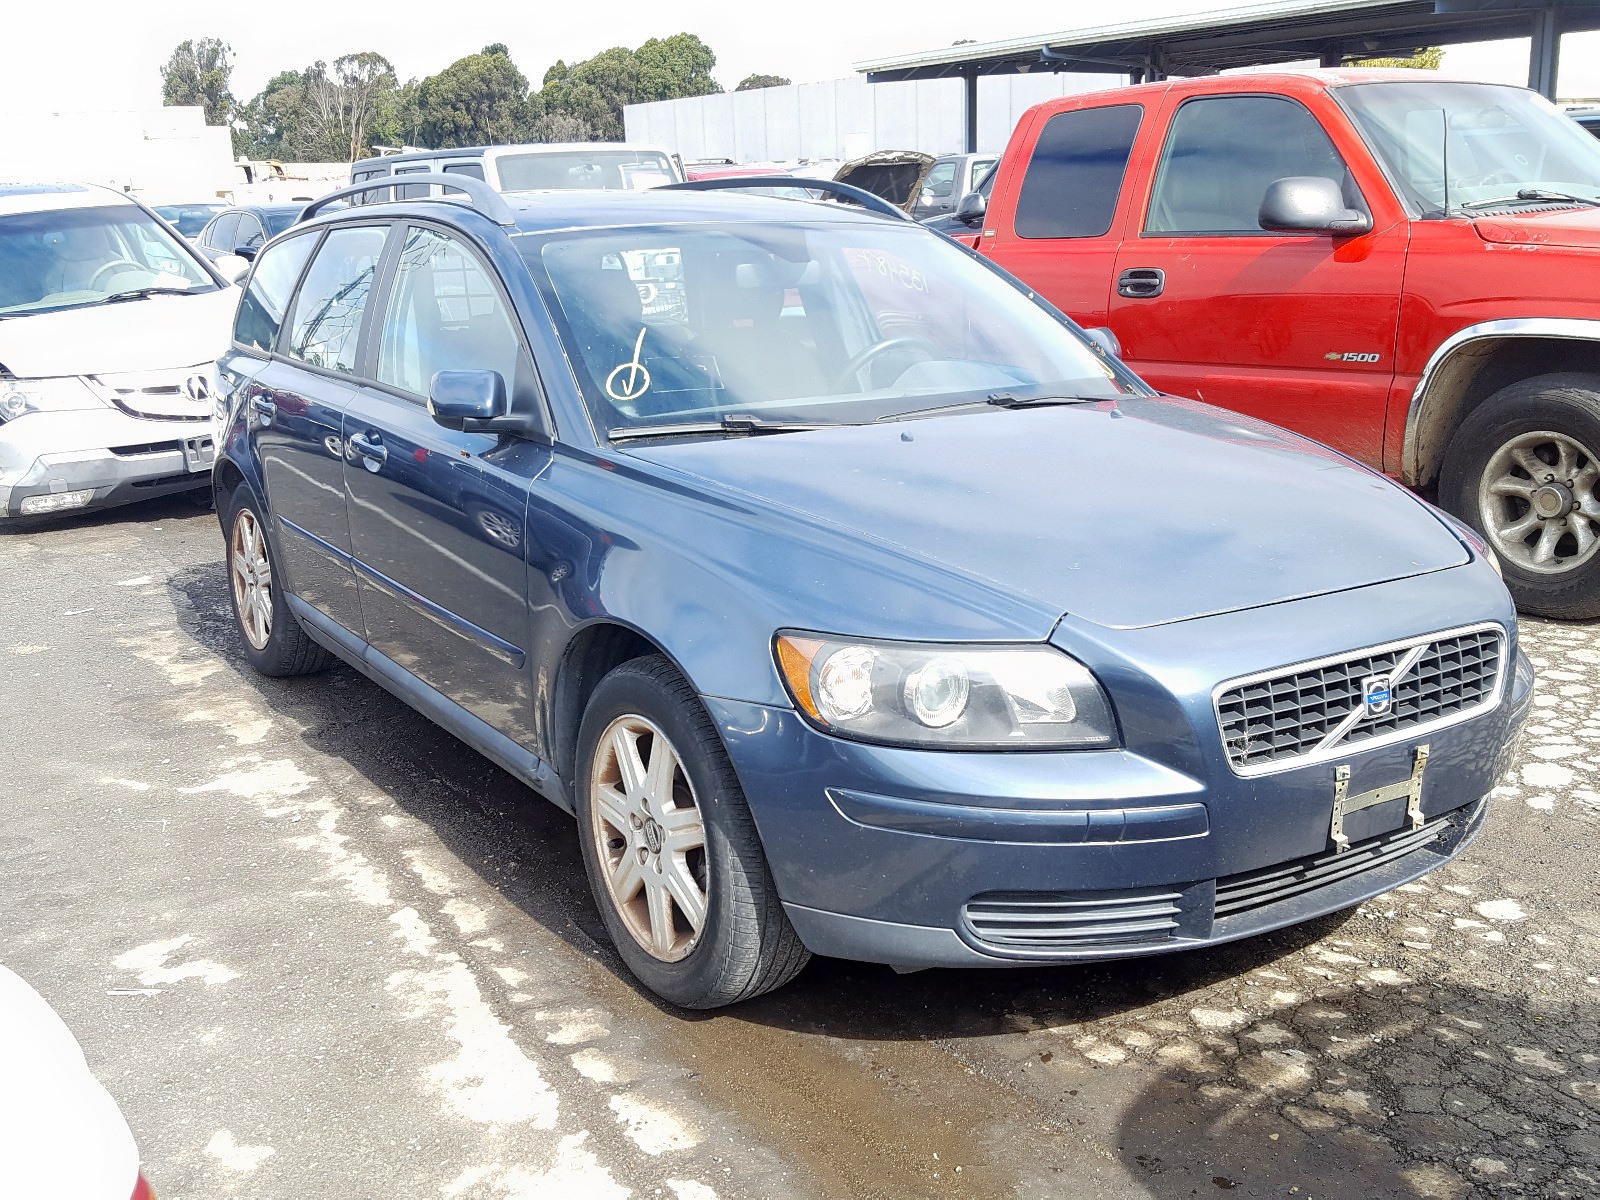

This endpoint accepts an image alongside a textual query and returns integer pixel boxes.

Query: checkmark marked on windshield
[606,328,652,402]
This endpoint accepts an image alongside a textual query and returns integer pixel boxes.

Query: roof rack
[299,173,517,227]
[658,176,914,223]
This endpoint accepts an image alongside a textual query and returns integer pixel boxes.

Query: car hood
[621,398,1470,630]
[0,287,235,377]
[833,151,937,213]
[1472,206,1600,250]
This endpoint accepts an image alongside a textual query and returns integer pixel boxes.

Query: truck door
[1108,92,1407,466]
[981,104,1146,330]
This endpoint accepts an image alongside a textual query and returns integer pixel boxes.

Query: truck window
[1147,95,1352,235]
[1015,105,1143,239]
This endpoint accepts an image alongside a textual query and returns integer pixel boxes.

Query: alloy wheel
[230,509,274,650]
[588,714,709,962]
[1478,429,1600,574]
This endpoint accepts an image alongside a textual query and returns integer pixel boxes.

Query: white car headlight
[775,633,1118,749]
[0,377,103,421]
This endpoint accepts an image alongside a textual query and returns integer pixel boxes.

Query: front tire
[575,655,809,1008]
[1439,374,1600,620]
[223,484,334,676]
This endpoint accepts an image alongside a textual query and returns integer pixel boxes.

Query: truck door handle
[347,431,388,471]
[249,393,277,424]
[1117,268,1166,299]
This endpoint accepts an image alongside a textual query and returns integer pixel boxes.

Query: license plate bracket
[182,435,215,473]
[1331,744,1429,853]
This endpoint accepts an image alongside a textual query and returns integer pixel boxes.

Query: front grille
[963,887,1185,950]
[1215,816,1449,920]
[1216,626,1503,773]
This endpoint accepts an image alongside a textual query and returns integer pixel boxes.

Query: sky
[4,0,1599,114]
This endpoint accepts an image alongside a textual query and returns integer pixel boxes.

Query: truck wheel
[574,655,810,1009]
[1439,373,1600,620]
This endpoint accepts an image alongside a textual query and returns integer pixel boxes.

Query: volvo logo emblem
[183,373,213,402]
[1362,675,1394,718]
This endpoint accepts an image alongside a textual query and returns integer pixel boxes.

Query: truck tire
[1439,373,1600,620]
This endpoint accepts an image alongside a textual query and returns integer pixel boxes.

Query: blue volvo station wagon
[213,174,1532,1008]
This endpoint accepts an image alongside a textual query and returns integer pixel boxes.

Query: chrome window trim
[1211,620,1508,778]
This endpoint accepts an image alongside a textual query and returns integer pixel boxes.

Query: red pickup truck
[959,69,1600,619]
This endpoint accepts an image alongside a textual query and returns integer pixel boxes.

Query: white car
[0,964,153,1198]
[0,182,237,520]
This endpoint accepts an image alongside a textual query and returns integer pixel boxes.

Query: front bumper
[0,409,214,518]
[707,623,1533,972]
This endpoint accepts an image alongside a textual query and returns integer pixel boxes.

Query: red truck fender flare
[1404,317,1600,487]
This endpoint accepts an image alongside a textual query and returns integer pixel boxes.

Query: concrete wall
[0,106,235,203]
[624,72,1125,162]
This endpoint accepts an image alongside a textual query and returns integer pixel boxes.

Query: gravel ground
[2,494,1597,1200]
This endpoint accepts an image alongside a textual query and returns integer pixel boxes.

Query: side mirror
[232,243,259,261]
[1258,176,1372,235]
[955,189,987,227]
[429,370,510,431]
[215,253,252,284]
[1082,326,1122,359]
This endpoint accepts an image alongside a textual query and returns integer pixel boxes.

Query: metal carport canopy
[856,1,1600,104]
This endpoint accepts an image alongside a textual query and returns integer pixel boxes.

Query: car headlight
[0,377,103,421]
[774,633,1118,749]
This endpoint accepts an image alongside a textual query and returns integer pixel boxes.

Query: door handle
[347,431,388,471]
[249,393,277,424]
[1117,268,1166,299]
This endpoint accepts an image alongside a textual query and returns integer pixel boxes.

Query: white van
[0,183,235,519]
[347,143,683,201]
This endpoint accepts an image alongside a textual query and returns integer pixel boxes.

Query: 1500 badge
[1325,351,1383,363]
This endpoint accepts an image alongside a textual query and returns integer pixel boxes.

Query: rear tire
[1439,373,1600,620]
[575,655,809,1009]
[223,484,335,677]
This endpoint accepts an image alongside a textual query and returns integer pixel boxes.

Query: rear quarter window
[1015,105,1143,239]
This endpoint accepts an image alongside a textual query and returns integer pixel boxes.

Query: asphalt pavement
[2,494,1597,1200]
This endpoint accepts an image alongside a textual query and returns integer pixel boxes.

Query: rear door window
[1015,105,1143,239]
[1146,95,1352,234]
[284,226,388,374]
[206,212,241,252]
[234,232,318,352]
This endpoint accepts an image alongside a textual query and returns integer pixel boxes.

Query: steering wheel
[831,336,939,392]
[1458,169,1520,190]
[88,259,146,289]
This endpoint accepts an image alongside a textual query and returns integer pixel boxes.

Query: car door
[1107,92,1407,465]
[980,103,1147,331]
[914,159,960,220]
[249,223,389,636]
[342,222,548,746]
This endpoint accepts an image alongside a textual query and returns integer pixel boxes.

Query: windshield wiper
[608,414,837,442]
[1462,189,1600,210]
[881,392,1104,422]
[94,286,199,305]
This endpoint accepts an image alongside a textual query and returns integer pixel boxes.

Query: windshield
[1341,81,1600,212]
[522,221,1136,435]
[498,150,677,192]
[0,204,217,317]
[154,204,224,236]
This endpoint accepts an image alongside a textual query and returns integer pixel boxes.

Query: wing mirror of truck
[955,189,987,227]
[1258,176,1372,236]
